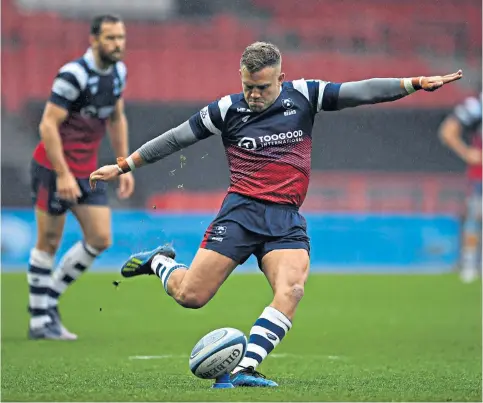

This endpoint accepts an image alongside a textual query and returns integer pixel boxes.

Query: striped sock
[151,254,188,293]
[234,306,292,372]
[28,248,54,329]
[47,241,99,307]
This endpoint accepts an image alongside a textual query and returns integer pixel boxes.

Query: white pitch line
[128,353,345,360]
[271,353,345,360]
[128,355,187,360]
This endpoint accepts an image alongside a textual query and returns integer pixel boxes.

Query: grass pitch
[1,272,481,401]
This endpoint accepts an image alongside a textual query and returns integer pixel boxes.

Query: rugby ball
[189,328,247,379]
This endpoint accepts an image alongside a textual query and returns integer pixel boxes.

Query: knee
[174,288,209,309]
[86,234,112,252]
[278,283,305,304]
[289,283,305,303]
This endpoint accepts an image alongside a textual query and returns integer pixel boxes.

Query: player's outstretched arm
[334,70,463,110]
[89,120,200,189]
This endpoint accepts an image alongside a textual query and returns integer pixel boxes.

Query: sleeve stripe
[454,105,472,125]
[52,78,80,101]
[292,79,309,102]
[59,62,88,90]
[49,92,71,109]
[116,62,127,90]
[116,62,127,82]
[218,95,232,121]
[317,81,328,112]
[321,83,342,111]
[200,106,222,135]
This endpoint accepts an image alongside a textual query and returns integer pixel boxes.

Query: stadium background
[1,0,482,271]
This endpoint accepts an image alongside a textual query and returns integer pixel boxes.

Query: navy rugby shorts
[30,160,108,215]
[201,192,310,268]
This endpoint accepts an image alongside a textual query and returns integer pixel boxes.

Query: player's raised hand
[89,165,120,189]
[420,70,463,92]
[117,171,135,199]
[57,172,81,202]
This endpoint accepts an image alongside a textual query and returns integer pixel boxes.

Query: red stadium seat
[0,0,478,111]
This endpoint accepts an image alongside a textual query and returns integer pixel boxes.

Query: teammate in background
[439,92,482,283]
[28,14,134,340]
[90,42,461,386]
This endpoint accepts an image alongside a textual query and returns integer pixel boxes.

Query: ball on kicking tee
[189,328,247,379]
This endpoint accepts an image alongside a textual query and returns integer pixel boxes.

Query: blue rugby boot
[231,367,278,387]
[121,244,176,278]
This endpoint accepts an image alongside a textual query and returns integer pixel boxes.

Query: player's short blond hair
[240,42,282,73]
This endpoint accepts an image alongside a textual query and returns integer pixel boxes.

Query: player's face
[91,22,126,65]
[240,66,284,112]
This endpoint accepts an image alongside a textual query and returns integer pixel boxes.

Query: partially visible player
[439,92,482,283]
[28,14,134,340]
[90,42,462,386]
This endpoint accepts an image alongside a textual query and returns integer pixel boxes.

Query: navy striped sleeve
[114,62,127,99]
[300,80,341,113]
[48,62,88,110]
[320,82,342,112]
[306,80,320,113]
[189,100,224,140]
[188,95,235,139]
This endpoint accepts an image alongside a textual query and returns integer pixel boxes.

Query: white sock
[151,254,188,293]
[233,306,292,373]
[47,241,100,307]
[28,248,54,328]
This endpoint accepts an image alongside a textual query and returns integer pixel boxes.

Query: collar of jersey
[83,48,114,76]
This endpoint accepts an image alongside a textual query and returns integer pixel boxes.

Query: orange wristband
[116,157,131,173]
[411,76,423,90]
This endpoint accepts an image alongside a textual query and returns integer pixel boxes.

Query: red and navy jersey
[33,48,127,178]
[453,92,482,180]
[189,79,341,207]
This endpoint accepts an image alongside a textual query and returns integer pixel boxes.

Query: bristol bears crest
[282,98,294,109]
[282,98,296,116]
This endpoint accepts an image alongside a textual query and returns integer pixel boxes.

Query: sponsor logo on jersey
[80,105,115,119]
[238,137,257,150]
[237,130,304,150]
[258,130,303,146]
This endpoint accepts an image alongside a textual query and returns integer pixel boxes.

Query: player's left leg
[232,204,310,387]
[231,248,309,387]
[46,179,111,336]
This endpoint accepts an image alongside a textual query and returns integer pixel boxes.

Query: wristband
[116,157,132,173]
[403,78,417,94]
[126,156,136,172]
[403,76,424,94]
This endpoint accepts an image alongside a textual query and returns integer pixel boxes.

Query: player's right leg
[28,209,66,339]
[120,193,258,308]
[28,161,77,340]
[121,246,240,308]
[28,211,67,340]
